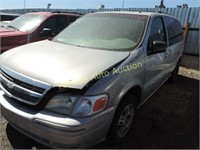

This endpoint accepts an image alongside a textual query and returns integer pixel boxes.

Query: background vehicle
[0,11,80,53]
[0,12,184,148]
[0,12,20,21]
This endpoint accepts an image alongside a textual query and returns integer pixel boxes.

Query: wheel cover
[117,104,134,138]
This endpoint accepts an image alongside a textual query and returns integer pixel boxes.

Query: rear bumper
[0,91,116,148]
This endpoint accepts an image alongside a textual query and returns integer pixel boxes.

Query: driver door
[144,17,168,98]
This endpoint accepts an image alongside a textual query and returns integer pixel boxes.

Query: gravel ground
[0,66,199,149]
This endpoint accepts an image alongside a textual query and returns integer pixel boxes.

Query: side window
[69,16,79,23]
[148,17,167,47]
[164,16,184,46]
[42,16,67,36]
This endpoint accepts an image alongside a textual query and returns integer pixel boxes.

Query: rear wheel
[107,96,137,143]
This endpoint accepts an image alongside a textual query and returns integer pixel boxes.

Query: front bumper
[0,90,116,148]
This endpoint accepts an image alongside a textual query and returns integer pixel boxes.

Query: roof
[0,12,20,16]
[94,11,171,17]
[28,11,81,17]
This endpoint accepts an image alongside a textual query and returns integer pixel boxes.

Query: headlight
[72,94,108,117]
[45,94,108,117]
[45,94,77,115]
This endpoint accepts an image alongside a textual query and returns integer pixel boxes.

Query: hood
[0,27,29,52]
[0,40,130,89]
[0,27,27,37]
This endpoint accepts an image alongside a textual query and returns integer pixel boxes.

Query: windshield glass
[7,14,47,32]
[53,13,148,51]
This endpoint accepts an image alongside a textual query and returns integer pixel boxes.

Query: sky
[0,0,199,9]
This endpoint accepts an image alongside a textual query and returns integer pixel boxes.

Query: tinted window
[69,16,79,23]
[53,13,148,51]
[148,17,167,49]
[164,16,184,46]
[45,16,67,35]
[0,15,18,21]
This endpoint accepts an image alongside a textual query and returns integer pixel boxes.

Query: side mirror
[40,28,53,37]
[148,41,167,55]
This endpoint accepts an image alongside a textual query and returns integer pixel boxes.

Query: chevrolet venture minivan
[0,11,184,148]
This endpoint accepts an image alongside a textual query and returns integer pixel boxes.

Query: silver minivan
[0,11,184,148]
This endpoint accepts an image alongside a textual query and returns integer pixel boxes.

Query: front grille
[0,69,51,105]
[1,82,39,104]
[20,82,44,94]
[1,70,45,94]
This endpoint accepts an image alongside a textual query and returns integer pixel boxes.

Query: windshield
[7,14,47,32]
[53,13,148,51]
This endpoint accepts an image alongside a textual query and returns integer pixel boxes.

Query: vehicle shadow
[6,124,50,149]
[5,75,199,149]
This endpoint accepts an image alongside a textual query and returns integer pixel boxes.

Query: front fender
[115,79,144,106]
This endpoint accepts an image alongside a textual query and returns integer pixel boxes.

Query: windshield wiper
[7,25,19,31]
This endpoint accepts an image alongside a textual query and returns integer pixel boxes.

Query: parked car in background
[0,12,20,21]
[0,11,80,53]
[0,13,20,28]
[0,11,184,148]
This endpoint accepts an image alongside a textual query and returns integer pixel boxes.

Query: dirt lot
[0,67,199,149]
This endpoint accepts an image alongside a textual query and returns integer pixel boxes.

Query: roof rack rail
[156,10,169,15]
[51,11,83,15]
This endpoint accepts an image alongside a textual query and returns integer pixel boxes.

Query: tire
[107,96,137,143]
[167,60,180,83]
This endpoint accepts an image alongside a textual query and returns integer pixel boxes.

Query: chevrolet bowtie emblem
[7,82,14,89]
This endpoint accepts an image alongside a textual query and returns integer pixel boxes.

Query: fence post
[183,22,190,47]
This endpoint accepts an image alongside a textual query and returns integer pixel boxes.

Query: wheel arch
[106,85,143,142]
[117,85,143,108]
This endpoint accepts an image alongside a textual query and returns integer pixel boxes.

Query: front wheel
[107,96,137,143]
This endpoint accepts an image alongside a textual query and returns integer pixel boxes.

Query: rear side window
[164,16,184,46]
